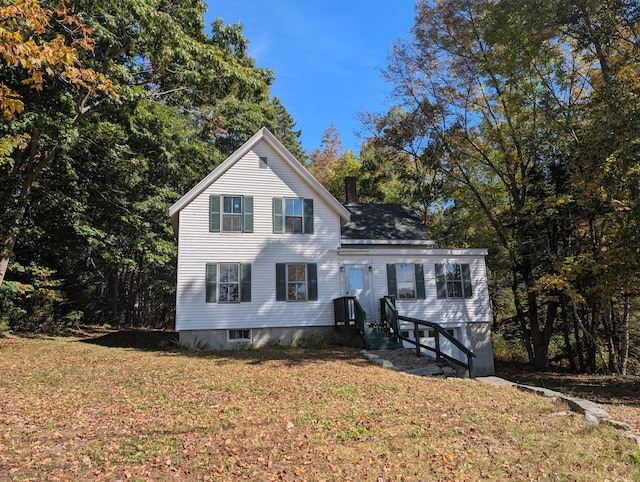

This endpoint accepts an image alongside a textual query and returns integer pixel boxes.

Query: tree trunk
[1,175,33,285]
[522,260,556,370]
[620,293,630,376]
[572,305,586,372]
[111,270,120,324]
[512,271,534,362]
[561,300,577,372]
[0,233,17,285]
[604,301,620,374]
[0,128,54,286]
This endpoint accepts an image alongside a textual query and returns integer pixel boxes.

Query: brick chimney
[345,177,358,205]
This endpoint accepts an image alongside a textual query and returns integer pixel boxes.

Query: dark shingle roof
[341,204,432,242]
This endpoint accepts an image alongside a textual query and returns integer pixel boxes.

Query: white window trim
[222,195,243,233]
[284,198,304,234]
[286,263,308,302]
[228,329,251,342]
[396,263,417,300]
[218,262,240,303]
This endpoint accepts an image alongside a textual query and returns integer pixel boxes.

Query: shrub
[0,263,68,333]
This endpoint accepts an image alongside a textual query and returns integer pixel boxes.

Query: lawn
[1,330,639,481]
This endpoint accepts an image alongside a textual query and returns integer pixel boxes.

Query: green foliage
[293,333,331,349]
[0,263,72,333]
[375,0,640,372]
[492,332,529,364]
[0,0,305,330]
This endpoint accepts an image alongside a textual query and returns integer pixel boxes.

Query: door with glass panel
[343,265,372,320]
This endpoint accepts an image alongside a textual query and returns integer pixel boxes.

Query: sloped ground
[496,362,640,433]
[1,330,639,481]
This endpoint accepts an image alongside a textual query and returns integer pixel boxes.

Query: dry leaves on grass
[1,333,639,481]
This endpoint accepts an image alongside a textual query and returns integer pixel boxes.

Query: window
[209,195,253,233]
[276,263,318,301]
[287,263,307,300]
[386,264,426,300]
[259,156,268,169]
[401,330,426,339]
[435,263,473,299]
[272,198,314,234]
[396,263,416,299]
[222,196,242,232]
[285,199,303,233]
[205,263,251,303]
[218,263,239,302]
[228,329,251,341]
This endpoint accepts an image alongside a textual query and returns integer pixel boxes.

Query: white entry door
[343,265,373,320]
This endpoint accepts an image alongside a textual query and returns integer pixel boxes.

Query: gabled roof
[341,204,435,246]
[169,127,351,235]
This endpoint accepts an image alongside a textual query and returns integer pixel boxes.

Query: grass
[1,329,639,481]
[496,360,640,430]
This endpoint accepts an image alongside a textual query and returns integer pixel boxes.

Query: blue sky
[204,1,416,155]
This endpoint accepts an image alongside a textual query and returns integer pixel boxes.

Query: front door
[343,265,373,320]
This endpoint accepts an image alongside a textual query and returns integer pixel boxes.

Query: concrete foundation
[179,326,339,350]
[465,322,495,376]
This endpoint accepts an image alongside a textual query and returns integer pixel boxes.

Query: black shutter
[303,199,314,234]
[240,263,251,302]
[435,263,447,299]
[386,264,397,297]
[307,263,318,300]
[276,263,286,301]
[462,264,473,298]
[273,198,283,233]
[415,264,426,299]
[209,195,220,232]
[206,263,217,303]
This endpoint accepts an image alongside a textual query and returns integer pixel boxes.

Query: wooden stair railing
[334,297,402,350]
[380,296,477,378]
[334,296,365,347]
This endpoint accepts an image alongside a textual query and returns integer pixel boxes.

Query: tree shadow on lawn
[80,328,179,351]
[79,327,370,368]
[496,360,640,407]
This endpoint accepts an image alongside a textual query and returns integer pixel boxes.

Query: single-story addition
[169,127,495,375]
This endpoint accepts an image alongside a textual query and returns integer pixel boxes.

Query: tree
[0,0,117,285]
[361,105,447,227]
[1,0,305,330]
[376,0,640,371]
[309,124,363,201]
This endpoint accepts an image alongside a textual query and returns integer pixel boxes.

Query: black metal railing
[380,296,477,378]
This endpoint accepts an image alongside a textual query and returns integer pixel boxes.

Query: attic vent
[259,156,268,169]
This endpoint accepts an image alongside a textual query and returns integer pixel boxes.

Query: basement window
[228,329,251,342]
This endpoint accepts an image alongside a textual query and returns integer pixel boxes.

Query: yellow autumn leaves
[0,0,117,121]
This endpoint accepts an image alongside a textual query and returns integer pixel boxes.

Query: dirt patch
[371,347,444,371]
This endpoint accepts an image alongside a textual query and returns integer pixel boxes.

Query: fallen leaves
[0,334,639,481]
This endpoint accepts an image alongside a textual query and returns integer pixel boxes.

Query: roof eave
[341,239,436,246]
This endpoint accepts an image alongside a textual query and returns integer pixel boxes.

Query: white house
[169,128,495,375]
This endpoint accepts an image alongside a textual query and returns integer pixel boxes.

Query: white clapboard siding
[337,250,491,325]
[175,140,346,331]
[173,129,491,347]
